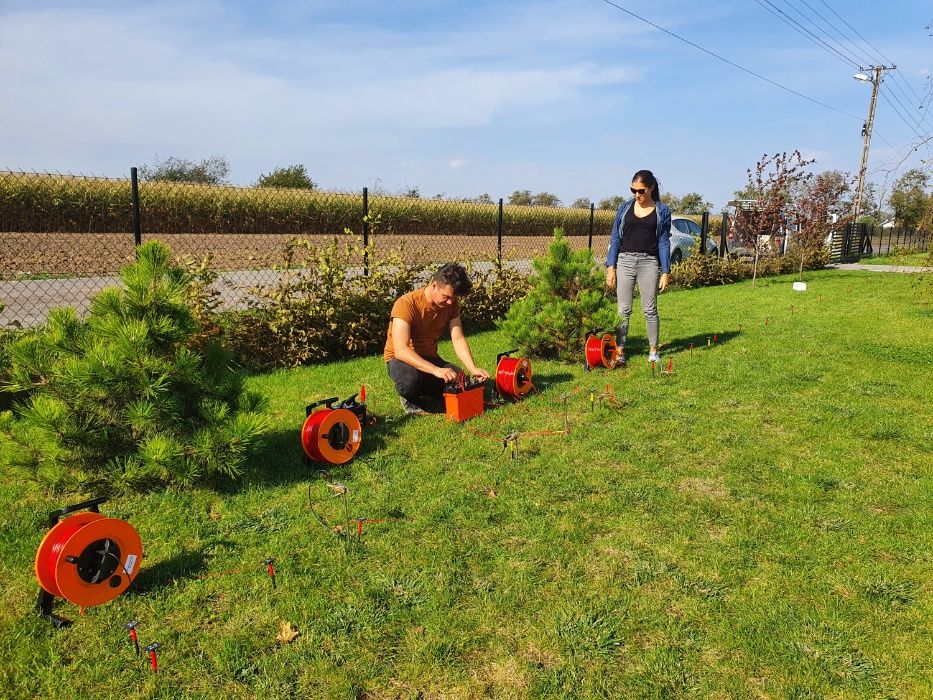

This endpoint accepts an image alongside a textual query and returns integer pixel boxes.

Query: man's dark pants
[387,356,461,404]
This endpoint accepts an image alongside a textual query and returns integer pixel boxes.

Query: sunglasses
[630,187,647,195]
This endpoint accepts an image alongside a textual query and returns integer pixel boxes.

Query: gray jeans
[615,252,660,349]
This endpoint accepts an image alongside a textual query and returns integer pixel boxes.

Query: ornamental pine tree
[0,242,266,492]
[499,228,619,361]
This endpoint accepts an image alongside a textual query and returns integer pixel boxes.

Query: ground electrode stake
[145,642,160,672]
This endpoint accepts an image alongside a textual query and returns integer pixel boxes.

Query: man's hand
[606,267,616,290]
[470,367,491,382]
[658,273,670,293]
[433,366,459,383]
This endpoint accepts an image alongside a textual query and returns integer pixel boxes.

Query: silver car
[671,216,718,264]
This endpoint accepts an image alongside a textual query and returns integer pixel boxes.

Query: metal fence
[1,169,627,327]
[830,223,929,263]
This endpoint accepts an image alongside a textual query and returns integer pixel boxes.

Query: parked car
[670,216,718,263]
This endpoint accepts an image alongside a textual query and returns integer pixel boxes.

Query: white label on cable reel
[124,554,138,575]
[353,430,360,442]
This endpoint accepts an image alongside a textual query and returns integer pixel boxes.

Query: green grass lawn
[2,269,932,699]
[861,251,931,267]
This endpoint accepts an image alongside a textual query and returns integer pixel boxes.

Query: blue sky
[1,0,930,210]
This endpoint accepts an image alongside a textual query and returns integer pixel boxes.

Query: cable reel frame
[302,392,370,466]
[584,332,620,370]
[34,497,143,628]
[495,349,533,400]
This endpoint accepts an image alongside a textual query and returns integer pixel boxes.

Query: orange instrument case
[443,383,485,422]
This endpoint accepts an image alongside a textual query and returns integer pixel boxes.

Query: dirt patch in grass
[676,477,728,499]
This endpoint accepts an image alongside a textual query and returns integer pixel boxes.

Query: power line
[880,79,929,133]
[753,0,859,68]
[773,0,865,67]
[816,0,926,105]
[787,0,929,128]
[878,85,927,140]
[596,0,861,121]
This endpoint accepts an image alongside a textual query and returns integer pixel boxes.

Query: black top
[619,206,658,256]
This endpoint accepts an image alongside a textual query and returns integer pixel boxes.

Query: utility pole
[852,65,894,222]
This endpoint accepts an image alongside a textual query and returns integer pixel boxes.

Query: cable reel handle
[46,497,108,527]
[496,349,519,366]
[306,397,339,416]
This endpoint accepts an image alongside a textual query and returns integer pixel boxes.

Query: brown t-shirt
[383,288,460,362]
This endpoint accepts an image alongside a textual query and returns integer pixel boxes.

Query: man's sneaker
[400,396,428,416]
[614,351,626,367]
[648,350,661,363]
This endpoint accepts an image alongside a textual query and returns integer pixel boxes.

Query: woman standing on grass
[604,169,672,364]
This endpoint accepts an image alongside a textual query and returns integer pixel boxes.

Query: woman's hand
[606,267,616,290]
[658,273,670,292]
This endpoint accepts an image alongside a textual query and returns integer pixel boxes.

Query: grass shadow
[660,331,741,354]
[131,548,209,593]
[210,407,403,494]
[529,370,575,394]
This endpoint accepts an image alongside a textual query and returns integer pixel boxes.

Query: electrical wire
[878,85,928,140]
[754,0,859,69]
[595,0,861,121]
[816,0,925,104]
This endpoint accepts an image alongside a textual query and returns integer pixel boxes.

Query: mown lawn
[1,268,931,699]
[861,251,931,267]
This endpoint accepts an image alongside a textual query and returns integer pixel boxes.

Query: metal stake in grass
[145,642,161,672]
[326,482,352,548]
[503,432,519,459]
[263,558,276,588]
[124,620,140,656]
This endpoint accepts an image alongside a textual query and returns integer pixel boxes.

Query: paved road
[828,263,932,273]
[1,260,533,328]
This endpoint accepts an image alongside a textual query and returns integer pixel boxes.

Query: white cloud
[0,2,639,177]
[449,159,467,169]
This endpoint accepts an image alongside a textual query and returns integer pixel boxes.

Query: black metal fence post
[362,186,369,276]
[130,167,142,256]
[700,211,709,255]
[588,203,595,251]
[719,213,729,257]
[497,198,503,271]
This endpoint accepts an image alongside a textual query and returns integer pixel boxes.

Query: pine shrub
[498,229,618,361]
[0,242,267,493]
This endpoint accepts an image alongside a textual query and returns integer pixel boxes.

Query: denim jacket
[604,198,673,273]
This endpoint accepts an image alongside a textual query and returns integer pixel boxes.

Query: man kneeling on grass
[384,263,490,415]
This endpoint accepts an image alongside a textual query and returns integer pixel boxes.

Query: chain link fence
[1,169,628,327]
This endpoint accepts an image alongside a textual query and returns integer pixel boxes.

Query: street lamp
[852,66,892,222]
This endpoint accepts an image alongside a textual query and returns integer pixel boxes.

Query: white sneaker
[648,350,661,363]
[614,351,626,367]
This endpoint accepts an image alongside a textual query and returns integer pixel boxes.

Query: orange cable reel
[584,332,619,370]
[34,500,143,615]
[301,388,370,465]
[495,349,533,401]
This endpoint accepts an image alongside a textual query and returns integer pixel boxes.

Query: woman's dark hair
[432,262,472,296]
[632,169,661,203]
